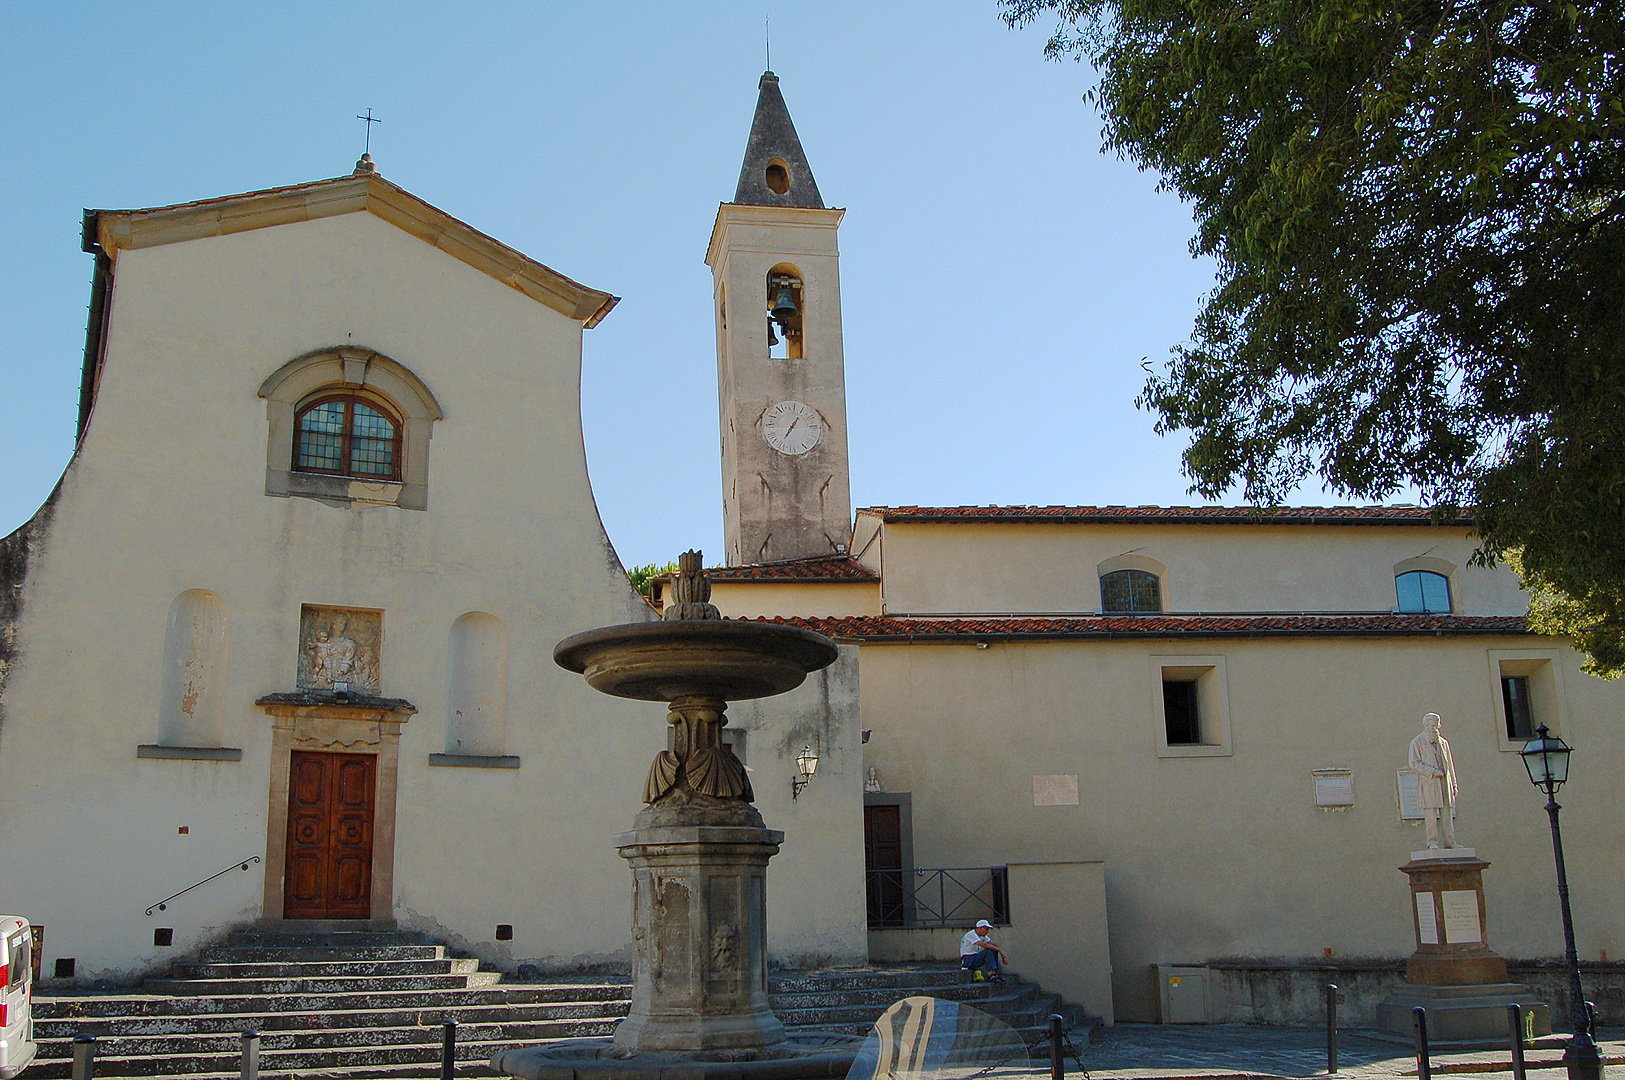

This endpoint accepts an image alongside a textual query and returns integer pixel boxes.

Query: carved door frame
[257,702,412,921]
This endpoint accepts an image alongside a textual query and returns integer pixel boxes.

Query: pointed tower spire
[733,71,823,209]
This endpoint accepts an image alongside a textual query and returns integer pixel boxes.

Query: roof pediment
[90,172,618,327]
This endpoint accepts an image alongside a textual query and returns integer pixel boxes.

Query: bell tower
[708,71,851,567]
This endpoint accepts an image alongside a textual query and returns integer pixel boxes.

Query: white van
[0,918,34,1078]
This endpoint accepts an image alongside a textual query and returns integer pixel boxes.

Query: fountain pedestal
[616,819,785,1050]
[494,552,853,1078]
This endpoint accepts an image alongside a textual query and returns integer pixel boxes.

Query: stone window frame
[1098,553,1168,613]
[1149,654,1233,758]
[1393,555,1459,614]
[1486,648,1567,752]
[259,347,443,511]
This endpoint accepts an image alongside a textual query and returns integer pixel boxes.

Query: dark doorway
[284,751,376,919]
[864,803,906,927]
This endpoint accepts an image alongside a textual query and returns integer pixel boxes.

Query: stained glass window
[1101,569,1162,613]
[295,395,399,480]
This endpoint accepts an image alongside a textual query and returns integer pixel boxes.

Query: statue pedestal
[1377,854,1551,1044]
[614,822,786,1052]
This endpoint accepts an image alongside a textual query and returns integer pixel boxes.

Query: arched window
[1396,570,1452,613]
[1101,569,1162,613]
[259,348,442,510]
[294,394,401,480]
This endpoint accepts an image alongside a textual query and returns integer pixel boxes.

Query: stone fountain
[492,552,856,1080]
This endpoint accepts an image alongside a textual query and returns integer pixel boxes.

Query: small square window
[1151,656,1232,758]
[1163,681,1201,745]
[1489,651,1564,751]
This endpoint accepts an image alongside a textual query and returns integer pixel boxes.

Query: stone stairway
[32,930,1097,1079]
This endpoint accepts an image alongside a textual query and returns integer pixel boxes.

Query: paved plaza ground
[1039,1023,1625,1079]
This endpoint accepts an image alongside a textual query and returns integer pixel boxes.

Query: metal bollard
[1508,1004,1526,1080]
[1414,1006,1432,1080]
[240,1030,260,1080]
[71,1034,96,1080]
[441,1019,458,1080]
[1049,1014,1064,1080]
[1326,983,1342,1074]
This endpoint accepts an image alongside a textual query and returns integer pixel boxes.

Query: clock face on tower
[761,400,822,455]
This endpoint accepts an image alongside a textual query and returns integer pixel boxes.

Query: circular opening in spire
[765,159,791,195]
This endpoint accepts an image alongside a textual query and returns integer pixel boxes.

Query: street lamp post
[1519,724,1604,1080]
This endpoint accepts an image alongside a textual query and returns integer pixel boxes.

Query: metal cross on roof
[356,108,381,155]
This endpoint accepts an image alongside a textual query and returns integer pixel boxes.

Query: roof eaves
[93,173,618,328]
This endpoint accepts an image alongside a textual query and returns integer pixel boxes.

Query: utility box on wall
[1153,964,1211,1024]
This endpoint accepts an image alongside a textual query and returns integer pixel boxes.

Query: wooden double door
[284,751,376,919]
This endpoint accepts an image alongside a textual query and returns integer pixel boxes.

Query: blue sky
[2,2,1240,568]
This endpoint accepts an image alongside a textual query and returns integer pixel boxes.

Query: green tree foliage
[1004,0,1625,674]
[627,561,679,598]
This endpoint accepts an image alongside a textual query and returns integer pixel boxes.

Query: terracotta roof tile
[863,505,1471,526]
[708,555,879,582]
[742,613,1527,642]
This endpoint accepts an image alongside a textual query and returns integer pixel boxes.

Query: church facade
[0,160,866,983]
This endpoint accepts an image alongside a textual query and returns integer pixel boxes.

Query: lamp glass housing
[795,745,819,780]
[1520,724,1571,792]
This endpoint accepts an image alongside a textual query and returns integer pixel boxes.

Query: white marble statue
[1409,712,1460,848]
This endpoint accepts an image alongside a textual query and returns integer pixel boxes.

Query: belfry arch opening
[767,265,804,359]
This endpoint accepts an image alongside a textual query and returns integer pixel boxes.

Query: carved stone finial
[664,550,721,621]
[353,153,376,175]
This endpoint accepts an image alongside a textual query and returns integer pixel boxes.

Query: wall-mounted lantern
[791,744,819,799]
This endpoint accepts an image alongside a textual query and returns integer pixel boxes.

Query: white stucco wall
[0,206,863,979]
[875,522,1530,616]
[857,634,1625,1023]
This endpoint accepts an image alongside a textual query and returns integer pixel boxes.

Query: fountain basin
[554,620,838,702]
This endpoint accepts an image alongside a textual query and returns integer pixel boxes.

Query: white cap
[976,919,992,929]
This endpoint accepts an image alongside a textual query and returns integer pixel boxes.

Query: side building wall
[856,633,1625,1023]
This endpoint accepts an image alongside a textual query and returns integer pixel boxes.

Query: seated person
[960,919,1007,983]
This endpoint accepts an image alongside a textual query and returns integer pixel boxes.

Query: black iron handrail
[866,865,1008,928]
[146,856,261,916]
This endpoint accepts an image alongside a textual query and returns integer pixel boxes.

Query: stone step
[770,981,1016,1009]
[169,957,480,979]
[33,1019,621,1062]
[198,943,446,963]
[26,1036,521,1077]
[35,999,631,1038]
[34,982,631,1018]
[32,945,1097,1080]
[141,971,504,996]
[225,928,430,948]
[769,967,967,992]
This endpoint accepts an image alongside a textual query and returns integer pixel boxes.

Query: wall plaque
[1416,892,1439,945]
[1033,774,1079,806]
[1441,890,1482,943]
[1397,769,1424,820]
[298,606,383,693]
[1313,769,1354,807]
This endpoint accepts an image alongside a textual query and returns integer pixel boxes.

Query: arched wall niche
[445,612,509,759]
[157,589,230,748]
